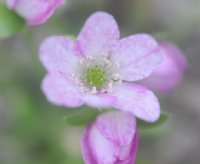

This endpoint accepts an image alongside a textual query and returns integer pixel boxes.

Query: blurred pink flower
[140,42,188,93]
[7,0,64,25]
[81,111,138,164]
[39,11,163,122]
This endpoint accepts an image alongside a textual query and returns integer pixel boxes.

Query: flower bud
[7,0,64,25]
[141,41,188,93]
[81,111,138,164]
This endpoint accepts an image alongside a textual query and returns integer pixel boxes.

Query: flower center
[86,65,106,88]
[72,54,122,94]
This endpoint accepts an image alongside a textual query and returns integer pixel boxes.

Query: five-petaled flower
[39,11,163,122]
[7,0,64,25]
[82,111,138,164]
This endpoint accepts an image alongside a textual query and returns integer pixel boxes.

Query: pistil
[86,65,106,88]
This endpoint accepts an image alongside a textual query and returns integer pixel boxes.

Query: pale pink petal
[89,123,117,164]
[77,11,119,57]
[8,0,64,25]
[81,123,97,164]
[39,36,80,77]
[112,34,163,81]
[112,83,160,122]
[83,93,116,109]
[81,112,139,164]
[125,129,139,164]
[96,111,136,146]
[141,41,188,93]
[42,74,83,107]
[116,129,139,164]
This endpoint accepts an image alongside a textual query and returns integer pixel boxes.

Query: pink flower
[81,111,139,164]
[39,11,163,122]
[141,42,188,93]
[7,0,64,25]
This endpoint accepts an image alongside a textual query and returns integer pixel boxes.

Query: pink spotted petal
[77,11,119,57]
[112,34,163,81]
[112,83,160,122]
[96,111,136,146]
[7,0,64,25]
[42,74,83,107]
[39,36,80,76]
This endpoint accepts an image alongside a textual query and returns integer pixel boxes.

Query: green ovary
[86,66,106,88]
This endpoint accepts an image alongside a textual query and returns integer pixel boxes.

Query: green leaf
[63,106,102,126]
[137,113,170,130]
[0,4,25,38]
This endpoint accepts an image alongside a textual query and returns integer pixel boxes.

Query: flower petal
[83,93,116,109]
[141,42,188,93]
[126,129,139,164]
[41,74,83,107]
[96,111,136,146]
[112,34,163,81]
[89,122,117,164]
[81,123,97,164]
[39,36,80,76]
[77,11,119,57]
[112,83,160,122]
[81,112,139,164]
[9,0,64,25]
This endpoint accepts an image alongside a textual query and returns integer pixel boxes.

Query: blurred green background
[0,0,200,163]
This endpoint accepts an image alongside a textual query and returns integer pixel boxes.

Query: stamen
[101,52,111,59]
[111,74,122,86]
[90,87,97,94]
[74,53,122,94]
[80,85,89,93]
[101,57,111,68]
[86,55,95,62]
[112,74,120,81]
[101,52,108,57]
[99,88,107,94]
